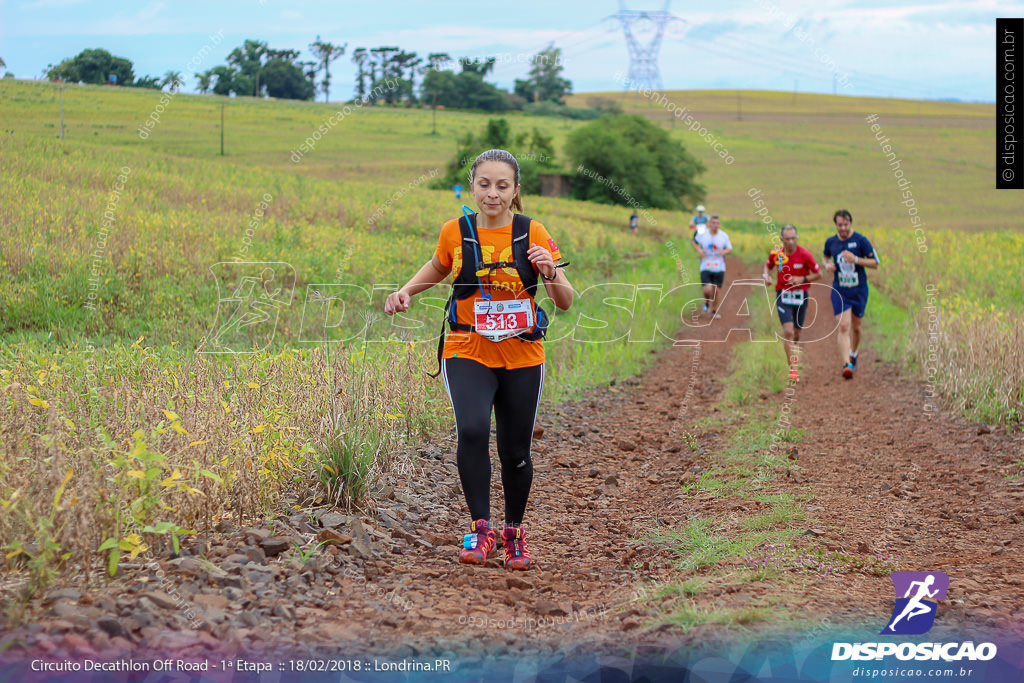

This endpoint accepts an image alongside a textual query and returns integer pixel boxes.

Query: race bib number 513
[474,299,534,341]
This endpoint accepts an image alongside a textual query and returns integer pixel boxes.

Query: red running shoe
[502,526,532,571]
[458,519,496,565]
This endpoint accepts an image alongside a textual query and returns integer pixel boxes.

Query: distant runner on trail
[823,209,879,379]
[763,225,822,382]
[688,204,709,236]
[692,215,731,318]
[453,182,463,199]
[629,210,638,235]
[384,149,573,571]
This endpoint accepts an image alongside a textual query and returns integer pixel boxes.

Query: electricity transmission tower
[608,1,684,91]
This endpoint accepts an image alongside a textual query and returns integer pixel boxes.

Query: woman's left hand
[527,242,556,279]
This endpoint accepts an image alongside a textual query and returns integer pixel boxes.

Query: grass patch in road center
[663,601,778,633]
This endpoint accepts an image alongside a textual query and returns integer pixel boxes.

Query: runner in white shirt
[691,215,732,318]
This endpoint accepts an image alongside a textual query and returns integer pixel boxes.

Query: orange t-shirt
[434,216,562,369]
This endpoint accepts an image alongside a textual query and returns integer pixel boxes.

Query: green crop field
[0,78,1020,592]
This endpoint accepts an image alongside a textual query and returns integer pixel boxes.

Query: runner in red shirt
[762,225,822,381]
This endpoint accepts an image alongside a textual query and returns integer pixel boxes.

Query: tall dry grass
[0,340,447,595]
[904,307,1024,423]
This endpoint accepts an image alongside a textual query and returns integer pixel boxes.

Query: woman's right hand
[384,290,411,315]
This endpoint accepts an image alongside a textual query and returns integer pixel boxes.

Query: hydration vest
[429,209,550,377]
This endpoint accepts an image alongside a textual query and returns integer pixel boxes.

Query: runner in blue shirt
[823,210,879,379]
[688,205,709,236]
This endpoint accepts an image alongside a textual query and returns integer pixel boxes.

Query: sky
[0,0,1017,102]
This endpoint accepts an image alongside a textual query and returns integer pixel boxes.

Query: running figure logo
[881,571,949,635]
[202,262,296,354]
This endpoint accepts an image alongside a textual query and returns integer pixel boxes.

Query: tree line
[42,40,571,110]
[45,37,346,101]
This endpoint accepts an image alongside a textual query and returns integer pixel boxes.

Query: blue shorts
[831,286,868,318]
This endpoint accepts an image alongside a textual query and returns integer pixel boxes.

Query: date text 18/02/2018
[285,659,452,672]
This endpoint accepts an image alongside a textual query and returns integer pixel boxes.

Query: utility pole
[220,102,225,156]
[609,1,684,92]
[736,91,741,121]
[57,84,67,140]
[431,91,437,135]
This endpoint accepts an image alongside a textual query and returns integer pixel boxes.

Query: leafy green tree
[367,76,401,104]
[419,68,510,111]
[46,48,134,85]
[513,78,535,103]
[420,68,457,106]
[226,39,268,96]
[46,59,77,82]
[566,114,705,210]
[107,55,134,85]
[262,58,316,100]
[530,45,571,104]
[419,52,451,113]
[483,118,511,148]
[452,72,511,111]
[207,65,246,96]
[205,41,315,100]
[433,119,557,195]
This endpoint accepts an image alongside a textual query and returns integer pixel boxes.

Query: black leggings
[441,357,544,527]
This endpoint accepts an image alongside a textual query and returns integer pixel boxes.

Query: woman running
[383,149,573,570]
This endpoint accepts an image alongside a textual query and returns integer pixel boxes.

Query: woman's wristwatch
[541,270,557,281]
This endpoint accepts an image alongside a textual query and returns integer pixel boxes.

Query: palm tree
[197,71,213,95]
[161,70,184,92]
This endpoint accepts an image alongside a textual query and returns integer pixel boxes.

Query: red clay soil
[2,258,1022,666]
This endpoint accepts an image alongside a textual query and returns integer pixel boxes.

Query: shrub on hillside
[565,113,705,211]
[431,118,557,196]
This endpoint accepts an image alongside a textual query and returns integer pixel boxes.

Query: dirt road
[3,258,1022,678]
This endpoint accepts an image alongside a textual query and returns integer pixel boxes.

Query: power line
[680,32,945,99]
